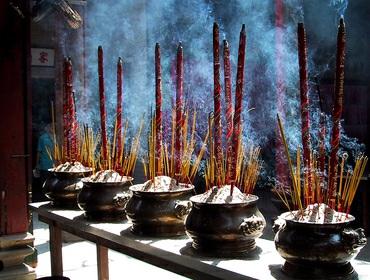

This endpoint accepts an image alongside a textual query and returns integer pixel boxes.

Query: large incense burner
[124,42,203,236]
[184,23,265,256]
[77,170,133,221]
[43,162,92,208]
[75,48,141,221]
[125,176,194,236]
[273,205,366,279]
[185,186,265,256]
[43,58,94,208]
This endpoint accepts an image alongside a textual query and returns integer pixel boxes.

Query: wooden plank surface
[30,202,370,280]
[32,202,256,280]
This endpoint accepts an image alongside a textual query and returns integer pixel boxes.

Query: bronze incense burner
[185,194,265,257]
[125,184,194,237]
[273,211,367,279]
[43,168,92,208]
[77,177,133,221]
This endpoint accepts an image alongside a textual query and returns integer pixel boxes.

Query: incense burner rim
[48,167,93,175]
[81,176,134,186]
[278,210,355,226]
[129,183,194,194]
[189,193,259,205]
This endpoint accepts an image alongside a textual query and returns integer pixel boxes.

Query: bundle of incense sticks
[204,24,261,195]
[47,121,98,169]
[105,117,143,176]
[95,49,143,176]
[143,108,208,184]
[275,18,367,213]
[277,114,367,213]
[49,57,91,166]
[142,43,209,184]
[46,58,96,167]
[205,114,261,194]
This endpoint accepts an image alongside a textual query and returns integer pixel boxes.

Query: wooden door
[0,0,31,235]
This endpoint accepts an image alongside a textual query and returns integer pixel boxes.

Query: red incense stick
[328,18,346,204]
[116,57,123,167]
[297,22,312,202]
[155,43,162,175]
[213,22,222,185]
[174,43,183,179]
[63,58,71,161]
[223,39,233,184]
[230,24,246,195]
[98,46,108,166]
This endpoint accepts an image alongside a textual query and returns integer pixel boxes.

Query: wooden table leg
[97,245,109,280]
[49,222,63,275]
[362,186,369,235]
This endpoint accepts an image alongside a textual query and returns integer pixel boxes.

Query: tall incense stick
[155,43,163,175]
[98,46,108,166]
[213,22,222,186]
[63,57,72,160]
[116,57,123,168]
[223,39,233,185]
[297,23,312,201]
[230,24,246,195]
[175,43,183,179]
[328,17,346,204]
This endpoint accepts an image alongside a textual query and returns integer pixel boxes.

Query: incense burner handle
[174,200,192,219]
[113,191,131,209]
[240,215,266,237]
[272,217,286,234]
[341,228,367,251]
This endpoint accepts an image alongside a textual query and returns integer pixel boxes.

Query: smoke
[330,0,349,17]
[69,0,364,183]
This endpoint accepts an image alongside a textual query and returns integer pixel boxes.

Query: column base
[0,233,36,280]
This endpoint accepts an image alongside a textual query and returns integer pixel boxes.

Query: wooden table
[29,202,370,280]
